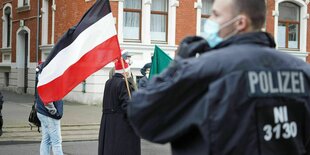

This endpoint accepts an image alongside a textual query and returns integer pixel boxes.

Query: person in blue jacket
[35,65,64,155]
[128,0,310,154]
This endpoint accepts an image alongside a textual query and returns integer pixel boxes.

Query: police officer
[128,0,310,154]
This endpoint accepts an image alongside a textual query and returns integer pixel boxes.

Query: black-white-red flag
[38,0,121,104]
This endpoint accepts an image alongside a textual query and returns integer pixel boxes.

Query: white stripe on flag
[38,13,116,86]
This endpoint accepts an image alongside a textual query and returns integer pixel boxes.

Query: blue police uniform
[128,32,310,155]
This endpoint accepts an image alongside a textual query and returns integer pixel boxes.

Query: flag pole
[120,57,132,99]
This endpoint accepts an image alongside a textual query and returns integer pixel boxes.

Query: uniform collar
[214,32,276,49]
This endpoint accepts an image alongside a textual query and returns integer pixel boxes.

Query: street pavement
[0,90,171,155]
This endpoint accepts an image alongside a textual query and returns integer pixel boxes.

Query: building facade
[0,0,309,104]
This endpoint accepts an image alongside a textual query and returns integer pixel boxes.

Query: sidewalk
[0,90,171,154]
[1,90,102,126]
[0,90,102,142]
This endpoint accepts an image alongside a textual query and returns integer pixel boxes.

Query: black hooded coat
[98,73,140,155]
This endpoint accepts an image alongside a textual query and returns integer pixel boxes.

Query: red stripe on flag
[38,35,121,104]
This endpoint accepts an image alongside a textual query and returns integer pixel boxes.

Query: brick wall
[2,0,310,63]
[176,0,197,45]
[10,0,38,62]
[265,0,275,36]
[54,0,95,44]
[110,1,118,33]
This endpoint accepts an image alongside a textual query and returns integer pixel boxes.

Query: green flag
[149,45,172,79]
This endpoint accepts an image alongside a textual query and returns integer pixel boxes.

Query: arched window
[5,7,11,47]
[151,0,168,42]
[277,2,300,49]
[200,0,213,36]
[3,6,12,48]
[123,0,142,42]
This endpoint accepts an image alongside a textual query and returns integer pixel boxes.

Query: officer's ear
[235,14,250,32]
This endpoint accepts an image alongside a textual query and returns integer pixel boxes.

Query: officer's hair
[233,0,266,30]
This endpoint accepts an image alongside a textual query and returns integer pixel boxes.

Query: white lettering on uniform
[248,71,306,95]
[268,72,278,93]
[300,72,305,93]
[259,71,269,93]
[291,72,300,93]
[277,72,283,93]
[282,72,292,93]
[248,71,258,94]
[274,106,288,124]
[263,106,298,141]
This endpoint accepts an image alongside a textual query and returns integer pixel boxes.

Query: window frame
[18,0,29,7]
[278,2,300,50]
[4,7,11,48]
[278,20,300,49]
[3,5,12,48]
[17,0,30,12]
[123,1,142,42]
[151,0,168,43]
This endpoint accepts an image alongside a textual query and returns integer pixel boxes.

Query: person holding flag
[35,63,64,155]
[98,57,140,155]
[36,0,125,153]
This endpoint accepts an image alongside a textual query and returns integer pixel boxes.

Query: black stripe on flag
[41,0,112,70]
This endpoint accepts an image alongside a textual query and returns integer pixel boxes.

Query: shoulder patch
[247,70,308,97]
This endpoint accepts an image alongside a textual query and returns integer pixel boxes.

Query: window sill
[0,63,12,72]
[0,47,12,53]
[123,39,141,43]
[17,5,30,13]
[151,41,168,45]
[0,63,11,67]
[278,48,300,51]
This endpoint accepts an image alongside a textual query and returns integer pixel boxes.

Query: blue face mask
[202,19,223,48]
[202,16,240,48]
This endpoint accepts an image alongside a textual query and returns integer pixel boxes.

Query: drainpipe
[36,0,40,63]
[51,0,56,44]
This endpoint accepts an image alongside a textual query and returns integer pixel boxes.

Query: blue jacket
[35,72,63,120]
[128,32,310,155]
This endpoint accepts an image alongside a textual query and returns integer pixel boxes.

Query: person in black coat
[138,63,151,89]
[128,0,310,155]
[98,58,140,155]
